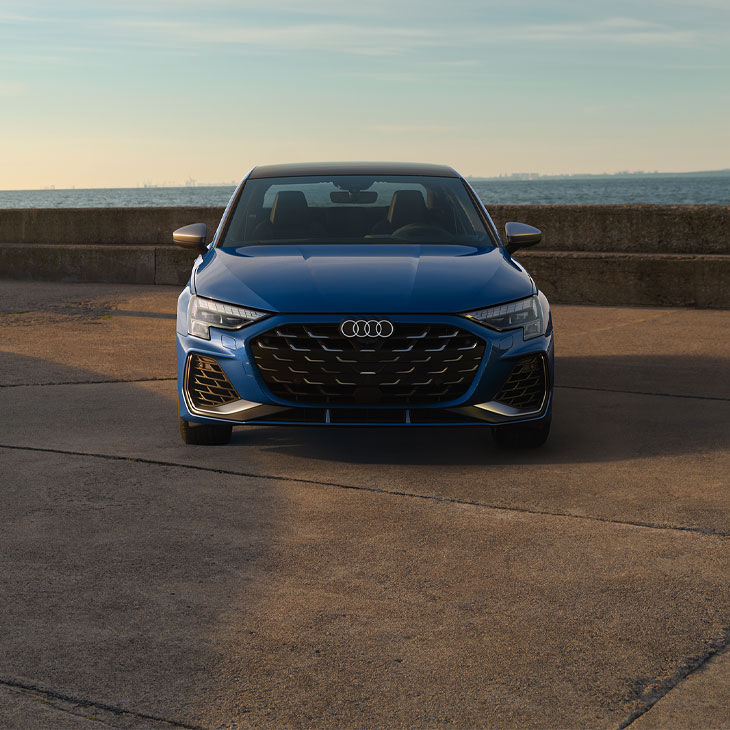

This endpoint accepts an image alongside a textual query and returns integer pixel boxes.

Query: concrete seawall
[1,205,728,307]
[0,206,224,246]
[2,204,729,253]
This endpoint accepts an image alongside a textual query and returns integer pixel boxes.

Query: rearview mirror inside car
[330,191,378,204]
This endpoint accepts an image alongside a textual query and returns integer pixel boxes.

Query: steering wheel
[390,223,453,241]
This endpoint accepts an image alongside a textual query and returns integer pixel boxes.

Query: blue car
[174,162,553,447]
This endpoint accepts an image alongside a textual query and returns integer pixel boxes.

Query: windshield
[220,175,495,247]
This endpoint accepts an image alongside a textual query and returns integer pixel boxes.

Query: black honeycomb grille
[187,354,240,409]
[493,354,546,410]
[250,322,486,406]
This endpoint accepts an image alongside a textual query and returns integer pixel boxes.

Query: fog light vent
[493,354,546,410]
[187,354,240,409]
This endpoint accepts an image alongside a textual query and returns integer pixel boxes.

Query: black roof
[249,161,459,179]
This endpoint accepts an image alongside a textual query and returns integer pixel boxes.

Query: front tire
[492,419,551,449]
[179,417,232,445]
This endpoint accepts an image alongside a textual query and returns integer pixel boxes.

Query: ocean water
[0,175,727,208]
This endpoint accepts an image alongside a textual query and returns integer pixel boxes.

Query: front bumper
[177,307,554,428]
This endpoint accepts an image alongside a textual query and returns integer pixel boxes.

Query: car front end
[177,291,552,427]
[174,163,554,446]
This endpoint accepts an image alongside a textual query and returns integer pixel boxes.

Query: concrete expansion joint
[556,384,730,402]
[617,626,730,729]
[1,443,727,538]
[0,305,177,319]
[0,676,205,729]
[2,376,726,402]
[0,377,177,389]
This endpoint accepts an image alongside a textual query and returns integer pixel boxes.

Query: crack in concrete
[556,310,674,337]
[0,677,205,729]
[1,376,727,401]
[0,377,177,388]
[1,443,727,537]
[618,628,730,729]
[0,306,176,320]
[107,309,177,319]
[556,384,730,402]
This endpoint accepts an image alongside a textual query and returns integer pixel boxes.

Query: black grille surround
[250,322,486,406]
[186,353,240,409]
[493,353,547,411]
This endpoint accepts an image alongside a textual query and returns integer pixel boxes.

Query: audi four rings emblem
[340,319,394,338]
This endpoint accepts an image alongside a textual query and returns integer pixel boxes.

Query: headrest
[387,189,428,228]
[426,187,439,209]
[270,190,309,228]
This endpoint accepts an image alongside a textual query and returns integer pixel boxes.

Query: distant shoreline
[1,174,728,207]
[469,169,730,182]
[2,169,729,194]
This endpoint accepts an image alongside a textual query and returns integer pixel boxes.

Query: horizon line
[2,167,730,193]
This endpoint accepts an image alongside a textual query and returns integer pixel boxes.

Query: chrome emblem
[340,319,394,338]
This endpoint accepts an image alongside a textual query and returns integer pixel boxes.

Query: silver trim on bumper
[186,397,287,422]
[183,353,287,422]
[449,354,549,423]
[182,351,549,425]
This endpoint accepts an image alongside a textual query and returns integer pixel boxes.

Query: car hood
[193,244,533,313]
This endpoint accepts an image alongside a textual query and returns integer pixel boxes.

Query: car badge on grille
[340,319,394,338]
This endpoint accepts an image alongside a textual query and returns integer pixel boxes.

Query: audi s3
[174,162,553,447]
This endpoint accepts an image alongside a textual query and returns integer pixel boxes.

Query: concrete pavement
[0,281,728,728]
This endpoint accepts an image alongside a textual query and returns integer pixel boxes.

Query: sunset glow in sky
[1,0,729,189]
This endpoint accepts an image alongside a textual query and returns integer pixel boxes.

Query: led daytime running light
[464,294,548,341]
[187,295,267,340]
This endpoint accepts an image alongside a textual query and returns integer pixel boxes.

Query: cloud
[0,81,24,96]
[583,104,609,115]
[0,11,38,22]
[436,59,480,68]
[111,19,441,56]
[114,14,705,57]
[642,0,730,8]
[2,4,716,62]
[597,17,658,29]
[368,124,457,133]
[496,17,699,44]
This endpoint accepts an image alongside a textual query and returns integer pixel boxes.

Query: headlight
[464,293,549,340]
[187,295,268,340]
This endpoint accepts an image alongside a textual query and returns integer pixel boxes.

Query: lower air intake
[493,354,546,410]
[186,353,240,409]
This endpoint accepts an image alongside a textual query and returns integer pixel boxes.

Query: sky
[1,0,729,189]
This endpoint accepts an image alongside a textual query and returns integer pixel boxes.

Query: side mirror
[504,222,542,254]
[173,223,208,252]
